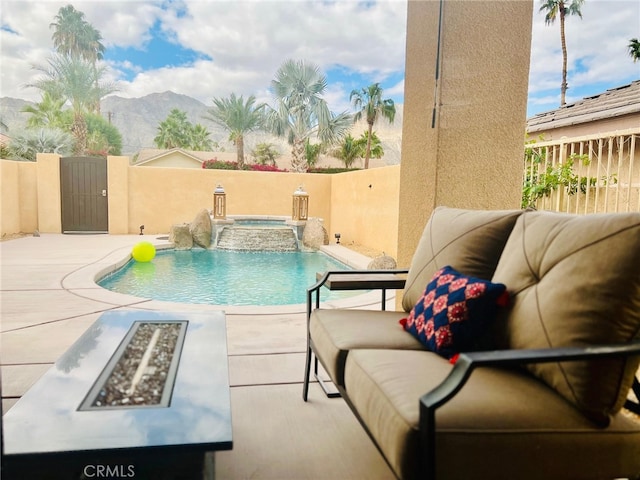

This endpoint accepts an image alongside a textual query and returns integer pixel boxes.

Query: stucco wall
[1,155,400,258]
[123,165,334,234]
[398,0,533,275]
[1,160,38,236]
[107,156,130,234]
[330,165,400,258]
[1,160,21,235]
[36,154,62,233]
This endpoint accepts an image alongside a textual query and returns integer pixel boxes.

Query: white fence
[523,128,640,214]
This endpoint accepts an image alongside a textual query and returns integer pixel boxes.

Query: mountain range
[0,91,403,165]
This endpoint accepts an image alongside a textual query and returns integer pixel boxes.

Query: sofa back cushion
[492,211,640,425]
[402,206,525,312]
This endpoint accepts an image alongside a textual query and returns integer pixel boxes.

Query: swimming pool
[98,249,357,306]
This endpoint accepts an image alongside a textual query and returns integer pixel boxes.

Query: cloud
[0,1,407,105]
[2,0,637,120]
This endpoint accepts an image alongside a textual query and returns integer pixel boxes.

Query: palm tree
[358,130,384,161]
[350,83,395,168]
[50,5,106,113]
[540,0,585,106]
[189,124,214,151]
[264,59,352,172]
[22,91,69,129]
[50,5,87,58]
[304,140,324,168]
[155,109,215,151]
[629,38,640,62]
[27,54,117,155]
[154,109,192,149]
[206,93,264,167]
[50,5,105,63]
[333,134,364,168]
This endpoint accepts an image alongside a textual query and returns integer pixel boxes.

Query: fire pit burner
[79,321,186,409]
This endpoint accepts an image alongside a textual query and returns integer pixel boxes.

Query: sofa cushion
[310,309,424,387]
[400,266,508,359]
[345,349,640,480]
[492,211,640,425]
[402,206,524,312]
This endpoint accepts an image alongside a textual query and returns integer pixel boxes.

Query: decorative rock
[189,208,212,248]
[367,254,397,270]
[169,224,193,250]
[302,218,329,249]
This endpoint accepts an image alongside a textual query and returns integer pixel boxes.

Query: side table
[303,270,408,400]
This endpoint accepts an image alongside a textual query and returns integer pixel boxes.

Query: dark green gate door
[60,157,108,233]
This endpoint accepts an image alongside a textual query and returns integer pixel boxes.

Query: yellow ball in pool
[132,241,156,262]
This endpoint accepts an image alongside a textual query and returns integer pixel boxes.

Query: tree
[304,140,325,168]
[154,109,213,151]
[264,59,352,172]
[27,54,118,155]
[251,143,280,166]
[50,4,106,113]
[629,38,640,62]
[85,113,123,155]
[332,134,363,168]
[189,124,214,151]
[350,83,395,168]
[22,91,70,129]
[332,131,384,169]
[358,130,384,161]
[206,93,264,167]
[154,109,192,149]
[7,128,74,161]
[540,0,584,106]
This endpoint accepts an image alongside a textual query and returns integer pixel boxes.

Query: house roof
[527,80,640,133]
[134,148,208,165]
[134,148,238,165]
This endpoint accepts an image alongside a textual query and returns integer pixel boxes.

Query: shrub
[202,158,288,172]
[249,163,287,172]
[202,158,237,170]
[307,167,361,174]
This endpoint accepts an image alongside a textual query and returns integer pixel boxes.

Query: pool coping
[63,240,396,315]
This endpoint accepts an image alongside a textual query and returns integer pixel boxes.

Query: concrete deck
[0,233,397,479]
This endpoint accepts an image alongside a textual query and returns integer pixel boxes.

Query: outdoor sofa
[303,206,640,480]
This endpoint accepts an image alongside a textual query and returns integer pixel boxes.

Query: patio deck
[0,233,396,479]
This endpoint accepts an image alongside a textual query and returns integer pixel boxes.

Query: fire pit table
[2,310,232,480]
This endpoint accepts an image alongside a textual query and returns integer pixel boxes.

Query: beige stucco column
[397,0,533,271]
[36,153,62,233]
[107,156,130,234]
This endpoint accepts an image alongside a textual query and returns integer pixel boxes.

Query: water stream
[216,225,299,251]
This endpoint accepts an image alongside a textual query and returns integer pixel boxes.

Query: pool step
[216,226,298,251]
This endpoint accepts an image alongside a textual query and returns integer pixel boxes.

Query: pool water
[98,249,357,306]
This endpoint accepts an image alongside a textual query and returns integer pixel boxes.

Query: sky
[1,0,639,120]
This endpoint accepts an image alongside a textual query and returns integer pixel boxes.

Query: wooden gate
[60,157,108,233]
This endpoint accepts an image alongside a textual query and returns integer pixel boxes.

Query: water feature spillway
[216,225,299,251]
